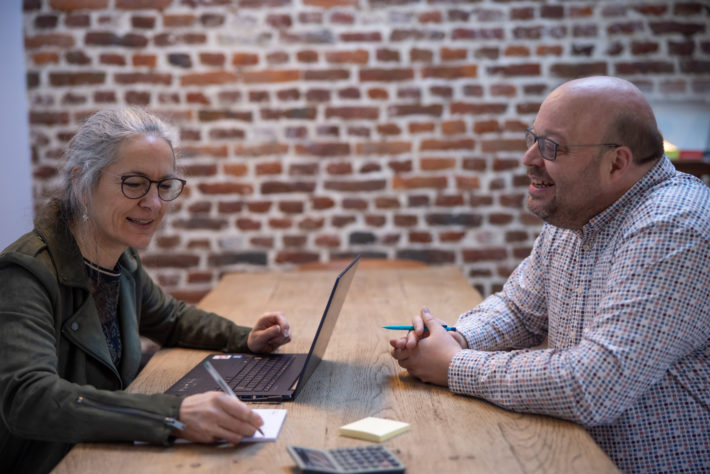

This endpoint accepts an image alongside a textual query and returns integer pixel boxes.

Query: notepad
[339,417,410,442]
[242,409,287,442]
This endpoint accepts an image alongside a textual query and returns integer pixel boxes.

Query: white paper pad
[242,408,287,442]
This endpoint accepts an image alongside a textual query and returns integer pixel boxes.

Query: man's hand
[247,311,291,353]
[389,307,466,386]
[176,392,264,444]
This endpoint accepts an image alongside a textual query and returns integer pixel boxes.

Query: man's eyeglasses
[525,128,621,162]
[104,171,186,201]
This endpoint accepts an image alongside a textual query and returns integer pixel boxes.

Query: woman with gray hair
[0,107,292,473]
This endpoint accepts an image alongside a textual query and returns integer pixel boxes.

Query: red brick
[115,72,171,85]
[116,0,171,8]
[49,0,108,10]
[325,179,386,192]
[326,162,352,175]
[298,217,324,230]
[256,162,283,175]
[25,33,75,49]
[325,106,378,120]
[199,182,253,195]
[377,123,401,135]
[418,10,442,23]
[250,236,274,248]
[304,69,350,81]
[303,0,358,6]
[355,141,411,155]
[315,234,341,247]
[154,33,206,46]
[462,248,508,262]
[282,235,305,246]
[422,65,477,79]
[133,54,156,67]
[280,201,304,214]
[237,218,261,231]
[440,231,465,242]
[340,32,382,42]
[420,157,456,170]
[392,176,447,190]
[49,72,105,86]
[223,164,248,177]
[456,176,480,190]
[482,139,526,153]
[217,201,243,213]
[325,50,369,64]
[394,215,417,227]
[232,53,259,66]
[33,52,60,65]
[244,69,300,83]
[164,14,195,27]
[550,62,607,77]
[312,196,335,209]
[181,71,238,86]
[504,45,531,57]
[360,68,414,82]
[295,142,350,157]
[261,181,316,194]
[441,47,467,61]
[343,198,367,210]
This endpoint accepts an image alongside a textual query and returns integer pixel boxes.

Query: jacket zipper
[76,395,186,431]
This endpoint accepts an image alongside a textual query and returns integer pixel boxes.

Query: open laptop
[165,255,360,401]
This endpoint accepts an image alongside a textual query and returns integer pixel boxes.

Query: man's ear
[607,146,633,182]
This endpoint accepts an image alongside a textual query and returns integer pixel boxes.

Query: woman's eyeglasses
[103,171,186,201]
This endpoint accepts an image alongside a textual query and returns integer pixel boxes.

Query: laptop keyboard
[227,356,295,392]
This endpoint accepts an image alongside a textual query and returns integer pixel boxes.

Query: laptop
[165,255,360,401]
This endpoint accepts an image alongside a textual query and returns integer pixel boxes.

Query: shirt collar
[581,155,676,238]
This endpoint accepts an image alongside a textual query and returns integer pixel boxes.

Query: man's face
[522,88,614,230]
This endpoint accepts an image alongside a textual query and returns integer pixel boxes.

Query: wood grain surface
[53,267,618,473]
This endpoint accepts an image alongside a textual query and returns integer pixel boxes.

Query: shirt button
[582,245,590,251]
[71,322,79,331]
[576,287,584,294]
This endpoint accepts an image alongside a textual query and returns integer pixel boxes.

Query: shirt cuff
[448,349,489,396]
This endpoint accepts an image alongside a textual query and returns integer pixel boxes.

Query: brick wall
[22,0,710,303]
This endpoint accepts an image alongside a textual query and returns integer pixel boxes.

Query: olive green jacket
[0,208,252,473]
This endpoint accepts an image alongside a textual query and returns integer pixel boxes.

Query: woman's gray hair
[58,107,177,223]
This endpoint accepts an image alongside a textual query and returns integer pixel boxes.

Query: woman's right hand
[175,392,263,444]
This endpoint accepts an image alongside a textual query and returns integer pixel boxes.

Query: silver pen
[203,360,265,436]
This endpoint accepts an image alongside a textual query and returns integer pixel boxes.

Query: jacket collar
[34,203,90,290]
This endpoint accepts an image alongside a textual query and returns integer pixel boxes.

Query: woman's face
[86,134,176,264]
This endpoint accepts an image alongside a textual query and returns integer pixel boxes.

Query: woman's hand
[247,311,292,353]
[175,392,264,444]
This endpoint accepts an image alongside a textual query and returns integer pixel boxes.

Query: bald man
[390,76,710,473]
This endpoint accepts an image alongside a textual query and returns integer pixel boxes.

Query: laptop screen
[291,255,360,398]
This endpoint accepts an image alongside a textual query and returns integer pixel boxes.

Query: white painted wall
[0,1,33,249]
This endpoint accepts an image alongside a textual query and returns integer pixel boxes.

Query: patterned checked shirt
[449,156,710,473]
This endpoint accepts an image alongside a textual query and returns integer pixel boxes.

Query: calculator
[287,445,405,474]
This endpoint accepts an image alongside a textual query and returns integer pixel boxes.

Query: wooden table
[53,267,618,473]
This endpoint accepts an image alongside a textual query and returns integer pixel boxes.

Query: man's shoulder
[625,173,710,237]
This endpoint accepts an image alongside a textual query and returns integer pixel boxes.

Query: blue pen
[382,324,457,332]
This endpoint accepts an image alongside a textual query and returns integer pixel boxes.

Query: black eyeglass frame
[525,128,622,162]
[102,170,186,201]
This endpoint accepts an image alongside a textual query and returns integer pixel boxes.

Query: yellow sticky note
[339,417,410,442]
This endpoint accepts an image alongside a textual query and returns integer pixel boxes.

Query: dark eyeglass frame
[103,170,186,201]
[525,128,622,162]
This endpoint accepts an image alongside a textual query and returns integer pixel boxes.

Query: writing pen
[203,360,265,436]
[382,324,457,332]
